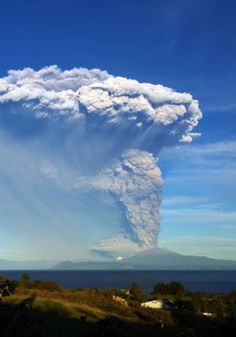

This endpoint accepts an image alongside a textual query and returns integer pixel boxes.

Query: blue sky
[0,0,236,260]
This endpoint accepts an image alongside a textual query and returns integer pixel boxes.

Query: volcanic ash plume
[0,65,202,256]
[75,149,163,254]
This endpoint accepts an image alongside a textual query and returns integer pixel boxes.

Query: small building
[202,312,214,317]
[141,299,177,311]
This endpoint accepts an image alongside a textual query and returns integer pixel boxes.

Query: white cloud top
[0,65,202,255]
[0,65,201,143]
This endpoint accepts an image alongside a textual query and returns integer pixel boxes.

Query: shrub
[135,307,174,326]
[153,281,185,297]
[31,280,62,292]
[129,282,145,301]
[18,273,30,289]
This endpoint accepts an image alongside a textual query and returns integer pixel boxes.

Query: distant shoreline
[1,270,236,294]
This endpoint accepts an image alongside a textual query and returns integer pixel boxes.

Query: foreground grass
[5,295,104,320]
[1,287,236,337]
[1,288,174,337]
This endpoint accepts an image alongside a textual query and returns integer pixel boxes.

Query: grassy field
[0,287,176,337]
[1,282,236,337]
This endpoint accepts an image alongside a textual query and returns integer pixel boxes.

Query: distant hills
[54,248,236,270]
[1,248,236,270]
[0,259,56,270]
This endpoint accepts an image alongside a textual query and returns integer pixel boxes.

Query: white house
[141,299,177,311]
[141,299,163,309]
[202,312,214,317]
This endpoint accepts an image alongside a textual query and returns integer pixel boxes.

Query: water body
[1,270,236,294]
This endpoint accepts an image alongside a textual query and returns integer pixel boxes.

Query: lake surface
[1,270,236,294]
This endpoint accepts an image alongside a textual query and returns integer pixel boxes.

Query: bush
[0,275,17,295]
[31,280,62,292]
[0,274,6,282]
[227,294,236,320]
[129,282,145,301]
[135,307,174,326]
[18,273,30,289]
[153,281,185,297]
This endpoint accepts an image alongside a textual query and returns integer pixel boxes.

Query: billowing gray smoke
[0,66,202,256]
[75,149,163,255]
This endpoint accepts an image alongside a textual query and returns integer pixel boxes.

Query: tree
[129,282,145,300]
[0,275,6,282]
[227,293,236,320]
[18,273,30,288]
[211,294,227,319]
[153,282,169,295]
[153,282,185,297]
[168,282,185,296]
[191,292,205,314]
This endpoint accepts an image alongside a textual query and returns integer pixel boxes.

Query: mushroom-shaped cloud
[0,66,202,256]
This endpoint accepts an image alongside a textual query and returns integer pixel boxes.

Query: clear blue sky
[0,0,236,260]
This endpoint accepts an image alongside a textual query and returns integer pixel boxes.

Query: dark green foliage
[226,292,236,320]
[153,281,185,296]
[211,295,227,319]
[129,282,145,301]
[190,292,204,314]
[176,300,193,312]
[0,274,6,282]
[189,291,236,320]
[18,273,30,289]
[0,274,17,296]
[136,307,174,326]
[6,279,18,294]
[2,275,236,337]
[31,280,61,292]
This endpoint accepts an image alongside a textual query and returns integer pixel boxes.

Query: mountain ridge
[54,248,236,270]
[2,248,236,270]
